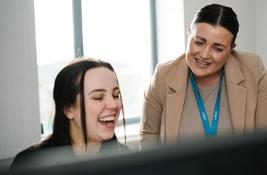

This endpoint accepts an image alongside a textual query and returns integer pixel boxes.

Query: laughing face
[66,67,122,144]
[186,23,234,79]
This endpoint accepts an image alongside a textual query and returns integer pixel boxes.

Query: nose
[200,46,211,60]
[106,96,120,109]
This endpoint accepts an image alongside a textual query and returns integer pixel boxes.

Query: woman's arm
[255,56,267,129]
[139,65,164,150]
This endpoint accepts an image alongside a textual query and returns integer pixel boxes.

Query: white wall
[255,0,267,66]
[0,0,41,159]
[183,0,267,66]
[156,0,185,63]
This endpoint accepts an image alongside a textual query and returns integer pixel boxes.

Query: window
[81,0,152,141]
[34,0,74,135]
[156,0,185,63]
[34,0,185,145]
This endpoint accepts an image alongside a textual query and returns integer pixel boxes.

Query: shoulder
[156,54,186,76]
[10,139,56,171]
[152,54,186,87]
[231,50,264,68]
[10,144,74,171]
[232,50,260,58]
[10,145,42,171]
[230,50,266,77]
[225,50,267,89]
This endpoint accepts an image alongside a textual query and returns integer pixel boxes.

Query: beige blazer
[140,50,267,149]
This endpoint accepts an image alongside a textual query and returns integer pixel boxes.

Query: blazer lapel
[225,55,246,133]
[164,53,247,143]
[165,58,188,143]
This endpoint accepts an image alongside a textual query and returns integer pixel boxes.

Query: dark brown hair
[44,58,126,147]
[191,4,239,45]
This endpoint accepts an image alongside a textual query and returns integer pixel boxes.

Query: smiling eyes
[91,90,120,101]
[194,41,204,46]
[194,40,224,53]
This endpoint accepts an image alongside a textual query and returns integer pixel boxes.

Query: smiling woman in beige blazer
[140,4,267,149]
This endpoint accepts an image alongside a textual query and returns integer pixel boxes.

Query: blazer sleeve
[139,64,164,150]
[255,56,267,129]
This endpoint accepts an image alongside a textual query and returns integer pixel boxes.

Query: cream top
[178,77,233,141]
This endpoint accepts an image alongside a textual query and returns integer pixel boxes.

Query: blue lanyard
[189,69,224,137]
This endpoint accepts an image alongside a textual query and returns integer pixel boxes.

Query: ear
[63,105,74,120]
[231,43,236,49]
[230,43,236,53]
[187,27,191,36]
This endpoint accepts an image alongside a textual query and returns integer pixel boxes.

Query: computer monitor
[6,131,267,175]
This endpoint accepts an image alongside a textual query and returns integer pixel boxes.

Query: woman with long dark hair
[11,58,128,170]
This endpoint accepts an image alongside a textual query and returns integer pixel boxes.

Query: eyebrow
[88,87,120,95]
[195,36,226,48]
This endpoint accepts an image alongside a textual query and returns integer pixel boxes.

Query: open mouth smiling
[195,57,211,68]
[98,115,117,128]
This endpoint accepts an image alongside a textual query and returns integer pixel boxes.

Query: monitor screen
[6,131,267,175]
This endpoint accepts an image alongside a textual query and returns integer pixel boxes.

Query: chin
[191,66,212,77]
[101,132,115,141]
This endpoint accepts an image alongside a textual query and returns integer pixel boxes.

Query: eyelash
[92,94,120,101]
[113,94,120,99]
[213,47,223,52]
[93,97,103,100]
[194,41,224,53]
[194,41,204,46]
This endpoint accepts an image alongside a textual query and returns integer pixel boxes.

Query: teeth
[98,116,115,122]
[196,58,209,65]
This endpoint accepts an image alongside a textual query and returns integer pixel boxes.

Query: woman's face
[68,67,122,143]
[186,23,234,78]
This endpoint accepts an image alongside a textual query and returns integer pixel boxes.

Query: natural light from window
[34,0,185,147]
